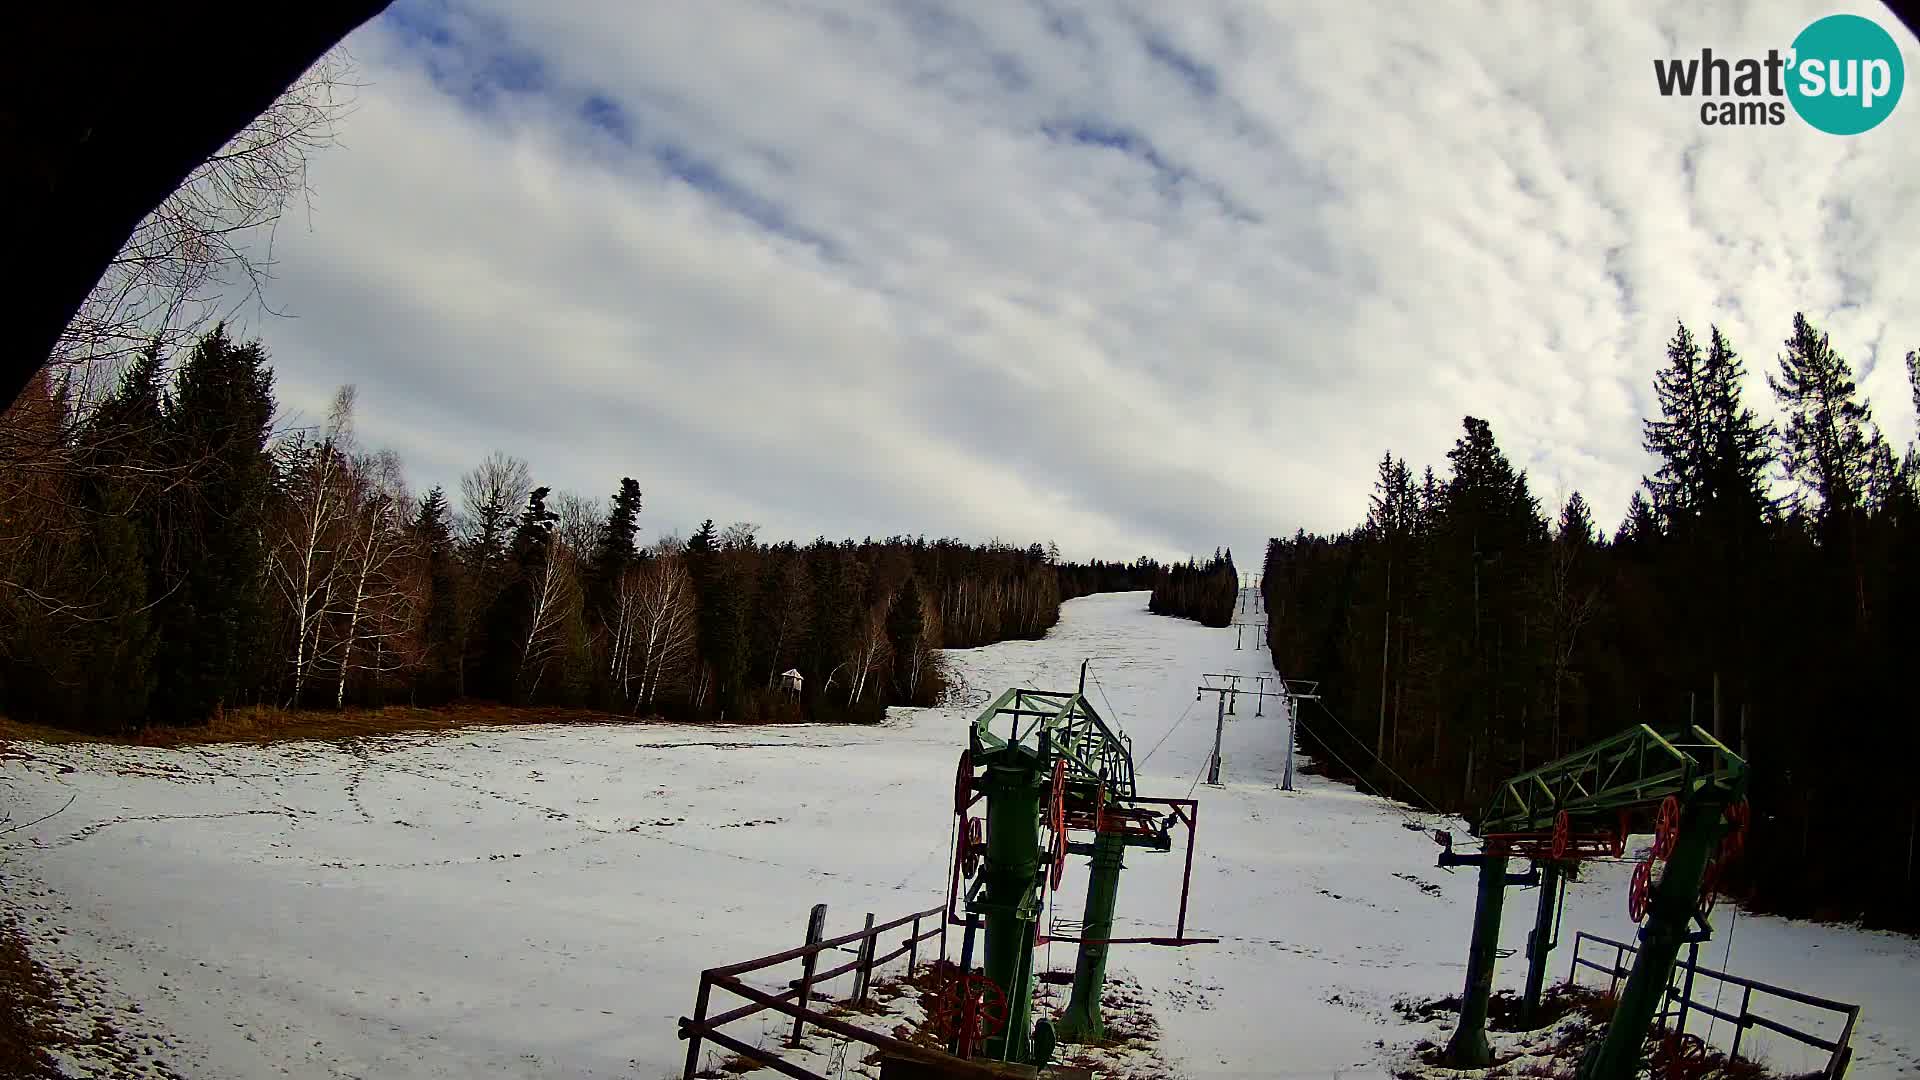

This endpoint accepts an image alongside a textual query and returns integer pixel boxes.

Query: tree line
[0,327,1167,733]
[1147,550,1239,627]
[1264,313,1918,930]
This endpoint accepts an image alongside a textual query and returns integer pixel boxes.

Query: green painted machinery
[943,665,1213,1065]
[1434,725,1750,1080]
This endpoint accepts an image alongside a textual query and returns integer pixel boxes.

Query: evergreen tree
[1770,313,1882,520]
[1557,491,1594,545]
[148,326,278,723]
[886,575,926,700]
[412,487,459,702]
[1643,321,1712,522]
[586,478,642,612]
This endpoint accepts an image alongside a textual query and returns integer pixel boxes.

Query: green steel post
[1056,828,1126,1041]
[979,753,1045,1063]
[1444,851,1511,1068]
[1579,801,1723,1080]
[1520,860,1562,1029]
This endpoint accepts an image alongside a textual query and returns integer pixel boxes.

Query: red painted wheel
[1047,759,1068,890]
[934,973,1009,1047]
[1628,857,1654,922]
[1721,799,1750,861]
[954,750,974,817]
[1653,796,1681,860]
[961,816,984,878]
[1698,859,1722,918]
[1551,810,1571,860]
[1675,1033,1707,1063]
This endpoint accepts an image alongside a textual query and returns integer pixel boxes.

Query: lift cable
[1137,696,1199,767]
[1089,669,1128,740]
[1705,906,1740,1045]
[1307,697,1449,817]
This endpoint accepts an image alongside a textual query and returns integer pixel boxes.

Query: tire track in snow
[345,751,902,890]
[26,809,301,850]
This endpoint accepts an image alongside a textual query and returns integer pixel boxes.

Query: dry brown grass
[0,919,64,1079]
[0,701,668,748]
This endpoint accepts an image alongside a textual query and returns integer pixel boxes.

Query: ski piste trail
[2,591,1916,1078]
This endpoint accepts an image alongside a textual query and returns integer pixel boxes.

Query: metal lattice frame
[1479,724,1747,836]
[970,687,1137,801]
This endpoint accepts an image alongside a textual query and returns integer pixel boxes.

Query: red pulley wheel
[960,816,984,878]
[1551,810,1571,860]
[1628,856,1654,922]
[954,749,973,817]
[935,972,1009,1044]
[1698,859,1721,918]
[1721,798,1750,861]
[1653,795,1681,860]
[1047,759,1068,890]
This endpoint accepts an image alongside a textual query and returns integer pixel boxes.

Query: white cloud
[232,0,1920,566]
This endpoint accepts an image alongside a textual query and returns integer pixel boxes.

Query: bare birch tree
[629,550,698,712]
[51,52,361,395]
[324,450,418,707]
[516,540,581,701]
[847,604,892,706]
[269,386,355,704]
[552,490,605,559]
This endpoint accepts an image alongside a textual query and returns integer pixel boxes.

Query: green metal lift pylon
[1578,796,1730,1080]
[1056,828,1125,1040]
[974,739,1049,1064]
[952,669,1212,1063]
[1436,725,1747,1074]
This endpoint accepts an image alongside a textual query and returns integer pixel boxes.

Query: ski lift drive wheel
[935,972,1009,1041]
[960,816,984,878]
[1653,795,1681,859]
[1628,856,1654,922]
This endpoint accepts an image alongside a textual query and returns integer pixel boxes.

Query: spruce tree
[886,575,926,700]
[1769,313,1882,520]
[149,326,277,723]
[413,487,459,701]
[1643,321,1711,523]
[586,477,642,618]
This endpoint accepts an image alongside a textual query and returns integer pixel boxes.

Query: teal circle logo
[1787,14,1904,134]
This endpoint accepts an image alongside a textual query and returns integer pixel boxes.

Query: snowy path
[3,591,1916,1079]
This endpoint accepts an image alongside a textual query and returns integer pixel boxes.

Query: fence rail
[681,902,1006,1080]
[1565,930,1860,1079]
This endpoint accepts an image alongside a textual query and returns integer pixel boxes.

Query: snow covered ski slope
[3,591,1917,1078]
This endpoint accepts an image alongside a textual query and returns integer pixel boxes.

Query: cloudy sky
[231,0,1920,567]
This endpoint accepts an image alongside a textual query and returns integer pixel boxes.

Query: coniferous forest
[1148,550,1239,626]
[1263,314,1920,930]
[0,327,1167,733]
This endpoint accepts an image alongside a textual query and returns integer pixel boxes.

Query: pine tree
[585,477,642,640]
[886,575,927,701]
[148,326,277,723]
[413,487,459,701]
[1770,313,1883,520]
[1770,313,1887,628]
[1643,321,1712,523]
[1558,491,1594,545]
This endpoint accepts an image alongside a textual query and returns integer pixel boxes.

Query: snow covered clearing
[2,591,1916,1079]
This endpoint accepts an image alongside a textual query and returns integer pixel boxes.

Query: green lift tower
[942,665,1215,1065]
[1433,725,1749,1080]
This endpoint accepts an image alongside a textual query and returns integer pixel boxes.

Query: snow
[3,591,1917,1079]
